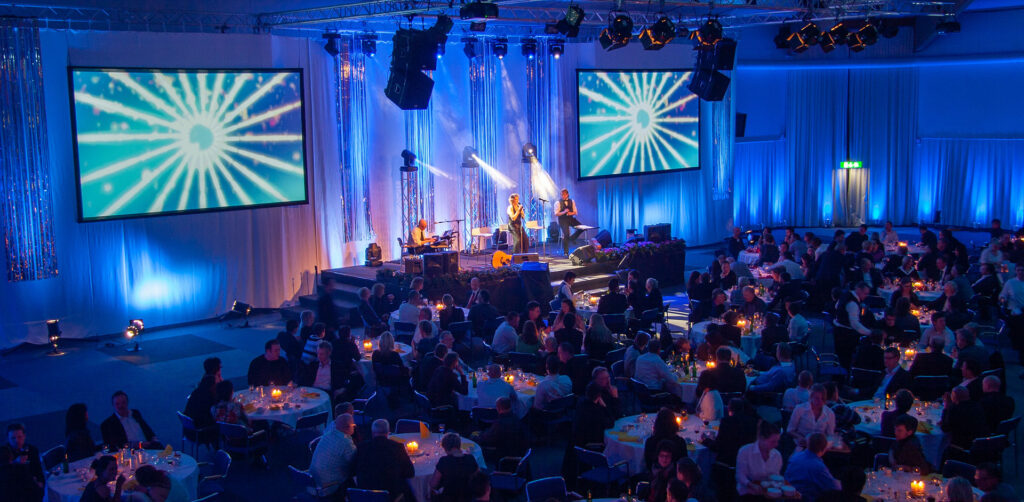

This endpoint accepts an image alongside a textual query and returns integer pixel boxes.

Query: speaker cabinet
[385,69,434,110]
[512,253,539,264]
[569,245,596,266]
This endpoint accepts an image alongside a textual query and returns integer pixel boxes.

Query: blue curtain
[913,138,1024,228]
[1,20,58,282]
[732,139,786,227]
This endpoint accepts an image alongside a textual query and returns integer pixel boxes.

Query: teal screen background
[577,70,700,179]
[70,68,307,221]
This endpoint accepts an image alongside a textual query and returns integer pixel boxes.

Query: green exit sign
[841,160,863,169]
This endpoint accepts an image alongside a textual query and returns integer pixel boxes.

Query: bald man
[410,219,437,254]
[309,414,356,495]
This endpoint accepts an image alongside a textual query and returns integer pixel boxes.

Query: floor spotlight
[231,301,253,328]
[124,319,143,352]
[640,16,676,50]
[401,150,418,172]
[521,38,538,60]
[322,33,341,56]
[550,39,565,59]
[493,38,508,59]
[46,319,65,356]
[522,142,537,162]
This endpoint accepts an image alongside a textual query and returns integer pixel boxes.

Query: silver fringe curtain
[1,20,58,282]
[468,41,499,229]
[404,101,435,234]
[336,37,375,242]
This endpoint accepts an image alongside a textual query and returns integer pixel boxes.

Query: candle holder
[270,388,283,401]
[363,339,373,353]
[405,441,419,454]
[909,479,925,497]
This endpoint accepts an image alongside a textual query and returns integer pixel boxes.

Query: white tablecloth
[862,470,981,500]
[234,386,332,428]
[884,244,930,256]
[457,373,537,418]
[674,364,757,404]
[689,321,761,359]
[851,400,946,468]
[389,307,469,330]
[878,287,943,303]
[46,451,198,502]
[738,250,760,265]
[391,433,487,502]
[603,414,715,477]
[357,342,413,388]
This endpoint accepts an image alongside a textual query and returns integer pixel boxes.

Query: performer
[409,219,437,254]
[506,194,528,254]
[554,188,583,256]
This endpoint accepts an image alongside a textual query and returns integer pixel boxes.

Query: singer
[554,188,583,256]
[506,193,528,254]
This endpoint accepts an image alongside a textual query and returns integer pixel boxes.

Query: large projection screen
[68,67,308,221]
[576,69,700,180]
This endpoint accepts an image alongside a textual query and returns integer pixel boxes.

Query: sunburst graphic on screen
[578,71,699,178]
[72,70,304,219]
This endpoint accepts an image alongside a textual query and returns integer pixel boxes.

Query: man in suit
[958,358,984,402]
[697,347,748,396]
[3,423,44,500]
[706,398,758,466]
[918,225,937,251]
[767,271,802,312]
[100,391,160,449]
[426,353,468,408]
[941,386,989,454]
[845,224,869,254]
[953,328,988,373]
[301,341,357,402]
[465,277,483,309]
[475,397,527,462]
[871,347,913,400]
[416,344,447,391]
[910,337,954,378]
[850,258,884,295]
[467,290,499,339]
[980,375,1015,433]
[557,343,590,395]
[354,419,415,501]
[598,278,629,315]
[850,330,886,372]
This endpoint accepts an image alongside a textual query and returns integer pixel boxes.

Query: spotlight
[556,5,584,37]
[696,18,723,46]
[46,319,64,356]
[493,38,508,59]
[521,38,538,59]
[231,301,253,328]
[463,37,477,59]
[829,21,849,45]
[436,40,446,59]
[359,34,377,56]
[522,142,537,161]
[773,25,792,49]
[819,30,837,53]
[322,33,341,56]
[124,319,143,352]
[879,18,899,38]
[857,20,879,46]
[599,12,633,51]
[640,16,676,50]
[431,14,454,35]
[936,17,960,34]
[798,21,820,46]
[550,39,565,59]
[461,146,480,168]
[848,33,866,52]
[401,150,418,172]
[785,30,810,53]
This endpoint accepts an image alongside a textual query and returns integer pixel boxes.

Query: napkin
[917,421,934,434]
[419,421,430,439]
[301,391,320,399]
[157,445,174,458]
[609,431,641,443]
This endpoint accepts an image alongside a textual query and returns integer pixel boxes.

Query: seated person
[910,336,954,378]
[927,282,969,328]
[716,260,738,291]
[648,439,688,502]
[247,339,293,387]
[634,339,684,398]
[490,311,520,355]
[553,313,584,353]
[696,346,748,397]
[426,353,468,409]
[720,311,743,348]
[737,286,767,318]
[476,366,516,409]
[397,291,425,324]
[571,382,616,450]
[357,286,387,333]
[850,330,885,372]
[301,341,360,402]
[918,312,955,356]
[890,415,931,474]
[888,276,921,307]
[824,381,861,432]
[438,294,465,331]
[583,314,616,360]
[868,347,913,401]
[975,463,1019,501]
[598,278,629,315]
[211,380,253,431]
[475,397,526,460]
[308,414,357,498]
[941,386,990,454]
[533,355,572,410]
[558,343,590,395]
[787,384,835,447]
[643,408,690,473]
[707,289,729,320]
[416,343,447,391]
[428,433,479,502]
[372,332,410,388]
[736,422,783,497]
[516,320,542,354]
[705,398,758,466]
[787,300,809,343]
[354,419,415,501]
[783,371,814,411]
[758,313,789,354]
[64,403,98,462]
[623,332,650,378]
[100,391,161,450]
[784,433,841,501]
[2,423,44,500]
[748,342,796,393]
[880,389,914,437]
[980,375,1015,433]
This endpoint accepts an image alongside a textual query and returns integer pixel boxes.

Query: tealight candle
[898,241,908,247]
[270,388,282,400]
[910,309,921,317]
[436,303,445,310]
[910,480,925,496]
[363,340,373,352]
[675,415,683,426]
[706,361,717,369]
[912,281,924,290]
[589,296,599,305]
[406,441,419,454]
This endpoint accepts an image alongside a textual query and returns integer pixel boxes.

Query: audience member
[211,380,251,429]
[960,358,983,401]
[100,391,160,450]
[824,381,861,431]
[945,477,975,502]
[354,419,415,501]
[357,287,386,335]
[787,301,809,343]
[465,277,483,308]
[941,386,989,455]
[476,397,526,460]
[738,286,767,318]
[696,347,747,397]
[397,291,424,324]
[2,423,43,501]
[438,294,465,330]
[784,432,840,501]
[276,319,304,379]
[584,314,615,360]
[477,364,515,409]
[301,341,355,401]
[247,339,292,387]
[953,328,988,373]
[598,278,629,315]
[975,463,1018,500]
[749,343,796,393]
[910,336,954,379]
[370,283,398,318]
[736,421,783,497]
[889,415,931,474]
[372,332,410,388]
[980,375,1014,433]
[467,291,499,338]
[78,455,125,502]
[783,371,813,411]
[533,355,572,410]
[516,320,542,354]
[850,330,885,372]
[429,433,480,502]
[716,261,738,291]
[572,382,616,451]
[634,340,684,398]
[301,323,326,364]
[427,353,468,408]
[649,439,686,502]
[65,403,98,461]
[132,464,189,502]
[676,457,715,502]
[787,384,835,446]
[708,398,758,466]
[553,313,584,353]
[491,312,520,355]
[880,389,914,437]
[590,367,622,418]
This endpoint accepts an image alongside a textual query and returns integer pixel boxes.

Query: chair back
[547,311,559,326]
[526,476,569,502]
[873,452,890,470]
[913,375,950,401]
[177,411,197,432]
[217,422,249,440]
[996,416,1021,436]
[941,459,977,480]
[308,436,321,455]
[969,435,1008,464]
[604,347,627,365]
[211,449,232,478]
[509,352,540,372]
[604,314,628,334]
[544,394,577,413]
[483,316,505,342]
[395,419,427,434]
[849,367,883,390]
[871,435,896,453]
[640,308,663,324]
[688,299,703,321]
[295,411,329,431]
[287,465,314,490]
[347,488,391,502]
[574,446,610,469]
[516,449,533,478]
[40,445,66,471]
[448,321,473,342]
[472,407,500,424]
[393,321,416,337]
[610,360,624,378]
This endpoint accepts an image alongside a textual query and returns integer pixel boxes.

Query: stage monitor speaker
[519,262,553,305]
[385,69,434,110]
[423,251,458,277]
[442,250,459,273]
[644,223,671,243]
[736,113,747,138]
[569,244,596,266]
[547,222,560,243]
[512,253,539,264]
[404,257,423,275]
[593,229,612,249]
[687,70,730,102]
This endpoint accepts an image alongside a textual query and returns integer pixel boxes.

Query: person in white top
[786,384,835,447]
[999,263,1024,315]
[533,355,572,409]
[410,218,438,252]
[476,364,516,409]
[309,414,357,495]
[882,221,900,245]
[491,312,520,355]
[736,421,783,496]
[918,312,956,356]
[979,240,1005,266]
[397,291,424,324]
[787,302,809,343]
[633,339,684,398]
[771,253,805,281]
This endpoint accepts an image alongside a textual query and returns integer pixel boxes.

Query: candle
[271,388,282,400]
[363,340,373,352]
[910,480,925,496]
[706,360,717,369]
[675,415,683,427]
[898,241,908,247]
[910,309,921,317]
[405,441,419,454]
[436,303,444,310]
[504,374,514,384]
[737,319,747,328]
[912,281,924,290]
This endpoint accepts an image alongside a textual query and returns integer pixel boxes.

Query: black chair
[448,321,473,342]
[217,422,268,463]
[491,449,532,498]
[347,488,390,502]
[471,406,499,426]
[996,416,1021,473]
[604,347,627,365]
[630,378,675,413]
[941,459,976,479]
[687,299,703,322]
[525,476,582,502]
[849,367,882,391]
[547,311,559,327]
[482,316,505,344]
[294,411,329,433]
[177,411,218,457]
[965,435,1009,465]
[40,445,66,472]
[913,375,950,401]
[574,447,629,496]
[288,464,336,499]
[871,435,897,454]
[604,314,628,335]
[393,321,416,341]
[537,394,576,443]
[395,419,428,434]
[640,308,663,329]
[873,452,890,470]
[509,352,540,373]
[710,461,738,501]
[198,449,232,497]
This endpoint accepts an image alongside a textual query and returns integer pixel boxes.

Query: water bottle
[471,371,477,388]
[61,452,69,474]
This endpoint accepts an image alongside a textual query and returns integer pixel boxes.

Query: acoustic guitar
[491,250,512,268]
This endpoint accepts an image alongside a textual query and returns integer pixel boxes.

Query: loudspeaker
[519,262,553,305]
[423,251,458,277]
[385,69,434,110]
[569,245,596,266]
[512,253,539,264]
[593,229,612,249]
[644,223,671,243]
[364,243,383,267]
[404,257,423,275]
[736,113,747,138]
[687,70,730,102]
[442,250,459,273]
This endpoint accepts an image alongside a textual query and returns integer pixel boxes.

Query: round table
[884,244,929,256]
[389,306,468,329]
[738,250,760,265]
[572,304,633,321]
[689,321,761,359]
[877,287,943,304]
[234,386,332,428]
[390,432,487,502]
[862,469,982,500]
[603,413,716,478]
[357,341,413,388]
[457,370,537,418]
[46,450,198,502]
[851,400,946,468]
[673,362,757,404]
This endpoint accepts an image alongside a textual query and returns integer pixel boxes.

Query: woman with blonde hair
[506,193,528,253]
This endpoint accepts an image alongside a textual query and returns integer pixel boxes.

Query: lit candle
[912,281,924,290]
[436,303,444,310]
[675,415,683,427]
[737,319,747,328]
[898,241,908,247]
[271,388,282,400]
[363,340,373,352]
[405,441,419,454]
[589,296,599,306]
[910,480,925,497]
[706,360,717,369]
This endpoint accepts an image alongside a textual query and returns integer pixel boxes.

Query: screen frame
[67,66,310,223]
[575,68,702,181]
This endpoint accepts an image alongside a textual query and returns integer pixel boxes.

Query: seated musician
[410,219,437,254]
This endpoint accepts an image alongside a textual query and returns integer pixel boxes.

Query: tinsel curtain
[336,37,374,242]
[1,19,58,282]
[523,40,560,229]
[710,81,736,201]
[404,104,435,233]
[467,41,500,231]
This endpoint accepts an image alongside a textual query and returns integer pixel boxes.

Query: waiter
[554,188,583,256]
[507,194,528,254]
[409,219,437,254]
